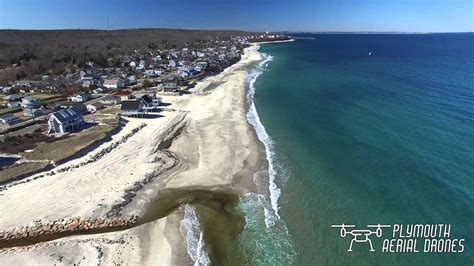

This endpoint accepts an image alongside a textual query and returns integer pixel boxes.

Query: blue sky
[0,0,472,32]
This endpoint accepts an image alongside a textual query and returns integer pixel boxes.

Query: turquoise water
[251,34,474,265]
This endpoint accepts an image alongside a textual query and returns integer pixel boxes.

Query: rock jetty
[0,216,138,242]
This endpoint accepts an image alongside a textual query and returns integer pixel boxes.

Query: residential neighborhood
[0,33,287,136]
[0,31,289,183]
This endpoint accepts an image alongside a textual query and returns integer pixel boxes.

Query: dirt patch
[0,129,60,155]
[0,162,49,184]
[0,109,120,184]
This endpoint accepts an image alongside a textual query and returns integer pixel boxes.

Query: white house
[87,102,104,113]
[178,68,190,78]
[70,92,90,103]
[144,69,162,78]
[169,60,176,68]
[20,96,41,108]
[47,107,84,135]
[93,87,107,94]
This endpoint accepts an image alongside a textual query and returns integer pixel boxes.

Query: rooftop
[51,107,82,123]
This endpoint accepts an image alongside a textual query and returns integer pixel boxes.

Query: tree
[142,79,152,88]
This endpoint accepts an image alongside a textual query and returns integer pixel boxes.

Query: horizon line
[0,27,472,34]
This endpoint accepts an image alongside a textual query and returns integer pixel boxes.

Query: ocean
[242,34,474,265]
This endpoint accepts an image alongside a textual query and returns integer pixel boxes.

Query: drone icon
[331,224,391,252]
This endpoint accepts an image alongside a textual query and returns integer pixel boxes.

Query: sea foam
[180,204,210,266]
[246,50,282,228]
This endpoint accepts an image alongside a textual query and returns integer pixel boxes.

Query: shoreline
[253,38,295,44]
[245,46,283,224]
[0,44,270,264]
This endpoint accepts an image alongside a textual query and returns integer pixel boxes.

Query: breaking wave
[180,204,210,266]
[241,46,297,264]
[246,51,281,227]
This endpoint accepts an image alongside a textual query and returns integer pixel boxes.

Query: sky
[0,0,472,32]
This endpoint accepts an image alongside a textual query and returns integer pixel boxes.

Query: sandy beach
[0,45,265,264]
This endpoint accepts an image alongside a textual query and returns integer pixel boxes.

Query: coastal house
[0,113,22,128]
[3,94,24,103]
[86,102,104,113]
[70,92,90,103]
[15,81,32,88]
[80,68,96,80]
[136,94,161,109]
[120,99,145,117]
[81,79,94,88]
[178,68,190,78]
[57,102,88,114]
[79,70,97,88]
[93,87,107,94]
[144,69,162,78]
[195,61,208,70]
[169,59,177,68]
[47,107,85,135]
[103,78,125,89]
[100,95,122,106]
[20,96,41,108]
[23,107,44,117]
[0,86,12,94]
[125,75,137,86]
[115,90,132,101]
[136,60,146,71]
[162,82,178,92]
[7,102,20,109]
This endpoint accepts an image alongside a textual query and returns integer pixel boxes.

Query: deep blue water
[253,34,474,265]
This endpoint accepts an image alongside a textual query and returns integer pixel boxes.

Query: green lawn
[0,108,21,115]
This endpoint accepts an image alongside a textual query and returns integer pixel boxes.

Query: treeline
[0,29,256,79]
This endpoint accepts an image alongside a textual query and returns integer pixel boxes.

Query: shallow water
[252,34,474,265]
